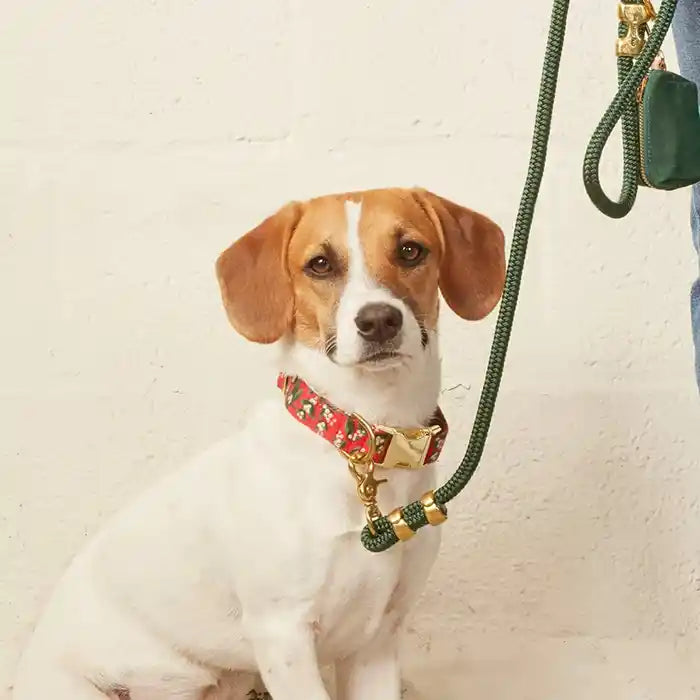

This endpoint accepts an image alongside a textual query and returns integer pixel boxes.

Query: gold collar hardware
[375,424,443,470]
[345,413,386,536]
[616,1,655,57]
[341,411,445,536]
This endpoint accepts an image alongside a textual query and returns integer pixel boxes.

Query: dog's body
[14,189,504,700]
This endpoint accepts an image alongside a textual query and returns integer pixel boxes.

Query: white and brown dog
[13,188,505,700]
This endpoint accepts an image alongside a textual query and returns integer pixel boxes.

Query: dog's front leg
[337,523,442,700]
[251,623,330,700]
[335,629,401,700]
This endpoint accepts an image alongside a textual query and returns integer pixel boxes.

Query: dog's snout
[354,303,403,343]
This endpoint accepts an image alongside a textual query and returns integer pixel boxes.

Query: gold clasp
[616,1,654,57]
[348,458,387,535]
[344,413,386,535]
[342,413,443,536]
[375,424,441,470]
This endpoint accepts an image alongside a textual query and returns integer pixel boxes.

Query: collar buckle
[376,424,442,470]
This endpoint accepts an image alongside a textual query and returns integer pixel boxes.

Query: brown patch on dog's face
[351,189,444,331]
[285,197,348,351]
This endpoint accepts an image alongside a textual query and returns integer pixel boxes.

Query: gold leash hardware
[344,413,387,536]
[347,457,387,536]
[387,508,414,541]
[343,414,446,541]
[616,1,655,57]
[388,492,446,543]
[420,490,448,526]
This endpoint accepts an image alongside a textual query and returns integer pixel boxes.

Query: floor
[241,632,700,699]
[402,633,700,700]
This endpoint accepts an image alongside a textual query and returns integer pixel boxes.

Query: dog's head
[216,188,505,373]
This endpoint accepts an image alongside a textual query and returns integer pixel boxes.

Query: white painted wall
[2,2,699,698]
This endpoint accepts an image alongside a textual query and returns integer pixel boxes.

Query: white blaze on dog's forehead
[332,199,421,367]
[344,200,369,283]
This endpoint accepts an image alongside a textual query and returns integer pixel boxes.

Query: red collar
[277,373,448,469]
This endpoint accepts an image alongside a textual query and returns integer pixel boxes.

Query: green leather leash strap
[361,0,679,553]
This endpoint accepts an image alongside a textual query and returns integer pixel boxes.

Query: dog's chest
[313,529,404,660]
[245,403,427,660]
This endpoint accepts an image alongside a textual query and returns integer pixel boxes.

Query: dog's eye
[397,240,427,267]
[305,255,333,278]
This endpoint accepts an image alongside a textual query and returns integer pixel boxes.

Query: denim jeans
[672,0,700,390]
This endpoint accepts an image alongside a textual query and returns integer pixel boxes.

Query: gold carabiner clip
[343,413,387,535]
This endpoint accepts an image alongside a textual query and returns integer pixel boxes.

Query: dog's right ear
[215,202,302,343]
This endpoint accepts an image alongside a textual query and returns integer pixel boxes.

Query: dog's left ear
[414,189,506,321]
[215,202,302,343]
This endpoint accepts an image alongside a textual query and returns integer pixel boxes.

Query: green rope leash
[361,0,678,553]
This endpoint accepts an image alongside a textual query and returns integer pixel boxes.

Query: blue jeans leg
[672,0,700,390]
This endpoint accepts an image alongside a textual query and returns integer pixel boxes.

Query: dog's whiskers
[324,334,338,358]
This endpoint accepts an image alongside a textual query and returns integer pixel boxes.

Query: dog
[13,188,505,700]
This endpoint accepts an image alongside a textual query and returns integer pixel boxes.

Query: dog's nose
[354,303,403,343]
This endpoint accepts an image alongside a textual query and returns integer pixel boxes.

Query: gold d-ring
[339,412,377,464]
[420,491,447,526]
